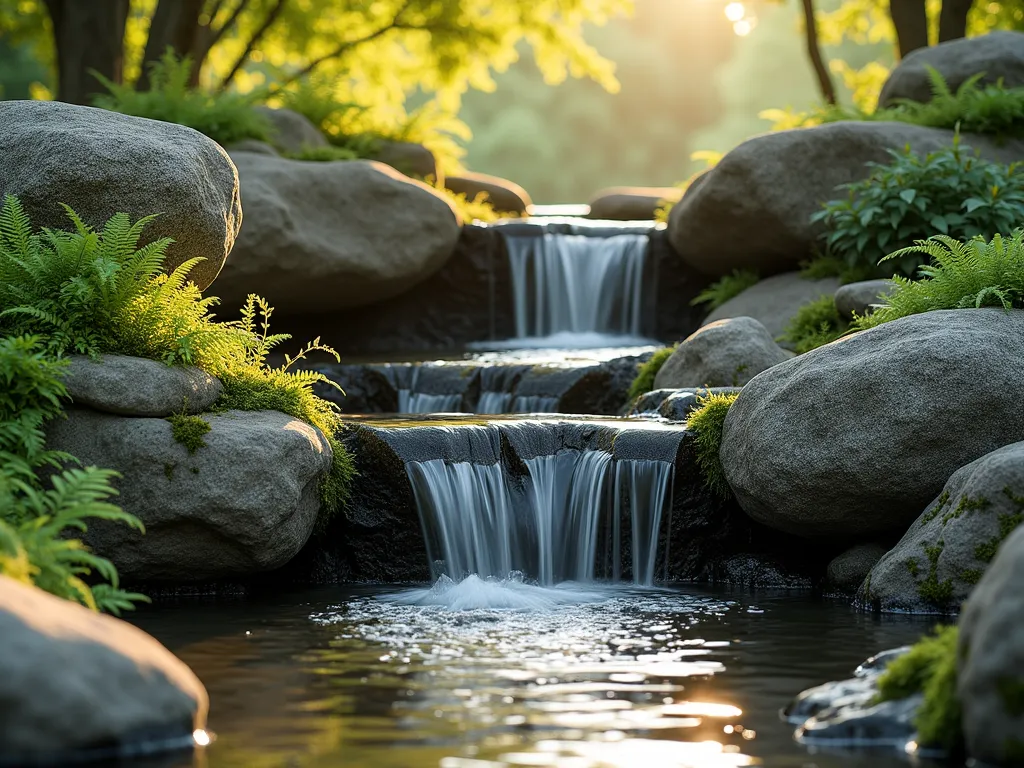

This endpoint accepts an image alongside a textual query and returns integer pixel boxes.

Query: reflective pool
[127,583,954,768]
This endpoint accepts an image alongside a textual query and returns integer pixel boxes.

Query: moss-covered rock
[862,441,1024,613]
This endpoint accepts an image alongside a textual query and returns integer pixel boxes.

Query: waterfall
[381,365,464,414]
[505,233,648,339]
[404,449,674,586]
[511,395,560,413]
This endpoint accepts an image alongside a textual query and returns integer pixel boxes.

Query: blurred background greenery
[2,0,1023,204]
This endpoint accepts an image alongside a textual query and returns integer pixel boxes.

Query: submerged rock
[863,441,1024,613]
[653,317,790,389]
[826,543,888,593]
[720,309,1024,537]
[702,272,840,343]
[958,525,1024,766]
[785,646,918,751]
[879,31,1024,107]
[833,279,897,320]
[0,100,241,291]
[64,355,222,417]
[47,409,332,583]
[0,576,207,764]
[216,154,461,314]
[666,122,1024,276]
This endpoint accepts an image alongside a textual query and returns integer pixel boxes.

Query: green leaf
[963,197,988,212]
[900,189,917,204]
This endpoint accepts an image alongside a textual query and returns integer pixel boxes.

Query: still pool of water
[126,583,953,768]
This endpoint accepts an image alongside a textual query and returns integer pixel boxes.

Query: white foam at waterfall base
[468,330,660,351]
[387,573,623,611]
[404,449,676,609]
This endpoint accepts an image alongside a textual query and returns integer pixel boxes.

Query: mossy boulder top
[879,31,1024,107]
[720,308,1024,538]
[0,100,241,292]
[64,355,222,418]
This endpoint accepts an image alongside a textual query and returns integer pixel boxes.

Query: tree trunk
[938,0,973,43]
[801,0,837,105]
[137,0,206,90]
[44,0,130,104]
[889,0,929,58]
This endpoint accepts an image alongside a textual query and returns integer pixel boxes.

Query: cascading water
[405,447,674,588]
[505,233,648,340]
[381,365,463,414]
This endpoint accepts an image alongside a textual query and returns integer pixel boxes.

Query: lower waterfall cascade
[405,443,676,587]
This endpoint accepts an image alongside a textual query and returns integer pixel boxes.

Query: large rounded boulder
[444,171,531,215]
[0,576,207,764]
[46,408,333,582]
[587,186,682,221]
[879,31,1024,107]
[0,100,241,291]
[958,525,1024,766]
[720,309,1024,537]
[666,122,1024,277]
[214,154,461,313]
[863,441,1024,613]
[653,317,790,389]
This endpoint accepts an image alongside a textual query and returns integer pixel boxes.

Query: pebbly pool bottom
[125,582,956,768]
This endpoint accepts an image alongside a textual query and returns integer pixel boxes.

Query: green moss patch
[778,295,848,354]
[626,345,677,402]
[166,414,211,455]
[877,625,963,751]
[687,391,739,498]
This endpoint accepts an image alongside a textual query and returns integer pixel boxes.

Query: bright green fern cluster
[854,230,1024,330]
[627,345,677,402]
[0,195,355,536]
[691,270,760,311]
[93,51,271,147]
[877,625,962,751]
[686,391,739,498]
[0,335,146,614]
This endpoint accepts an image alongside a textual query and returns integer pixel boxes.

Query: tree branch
[216,0,287,90]
[801,0,836,105]
[207,0,252,53]
[274,0,417,88]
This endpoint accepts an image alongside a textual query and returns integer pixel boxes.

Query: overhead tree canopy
[0,0,631,108]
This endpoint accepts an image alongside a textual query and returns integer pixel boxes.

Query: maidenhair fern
[855,230,1024,330]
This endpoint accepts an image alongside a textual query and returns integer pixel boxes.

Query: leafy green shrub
[779,295,849,354]
[854,231,1024,331]
[0,335,146,614]
[764,69,1024,141]
[0,196,355,532]
[799,254,885,285]
[686,391,739,498]
[813,134,1024,279]
[93,51,271,147]
[627,345,677,402]
[691,270,760,311]
[877,625,963,751]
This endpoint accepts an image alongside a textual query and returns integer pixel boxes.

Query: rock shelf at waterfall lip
[340,413,689,431]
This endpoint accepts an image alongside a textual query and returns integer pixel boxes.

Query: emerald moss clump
[877,625,962,751]
[779,295,848,354]
[627,345,677,402]
[687,391,739,498]
[690,270,760,311]
[166,414,210,455]
[973,487,1024,563]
